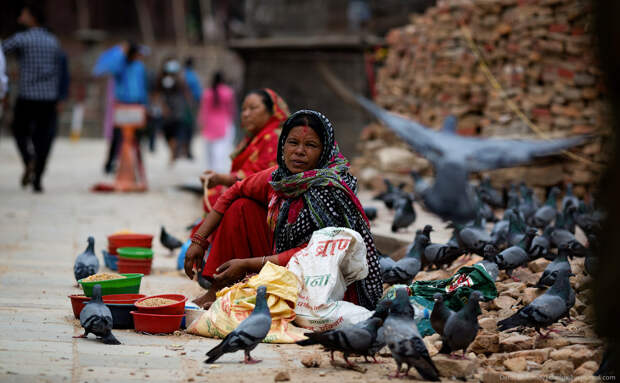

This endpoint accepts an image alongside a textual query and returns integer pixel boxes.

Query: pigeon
[562,183,580,212]
[383,288,440,380]
[424,228,462,270]
[205,285,272,364]
[379,252,397,279]
[439,291,483,358]
[74,236,99,282]
[366,299,393,361]
[535,247,572,287]
[160,226,183,252]
[555,203,577,234]
[355,95,588,223]
[383,234,429,285]
[490,210,512,247]
[430,293,453,336]
[296,317,383,366]
[75,284,120,344]
[549,222,587,258]
[528,230,551,261]
[571,200,603,236]
[519,188,539,223]
[363,206,378,221]
[497,269,574,335]
[530,187,561,228]
[495,229,537,280]
[476,189,498,223]
[477,245,500,281]
[373,179,406,209]
[507,208,528,247]
[391,194,416,232]
[478,176,504,208]
[455,214,492,256]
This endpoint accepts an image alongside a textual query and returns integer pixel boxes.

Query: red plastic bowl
[117,256,153,275]
[134,294,187,315]
[69,295,91,319]
[108,233,153,250]
[131,311,184,334]
[102,294,146,304]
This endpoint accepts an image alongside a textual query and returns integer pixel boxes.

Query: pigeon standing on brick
[383,288,440,380]
[439,291,483,358]
[430,293,453,336]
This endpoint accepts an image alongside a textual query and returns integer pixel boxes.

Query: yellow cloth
[187,262,306,343]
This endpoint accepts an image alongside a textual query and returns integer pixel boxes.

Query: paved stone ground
[0,137,449,383]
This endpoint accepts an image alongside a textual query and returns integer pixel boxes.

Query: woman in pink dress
[198,72,235,173]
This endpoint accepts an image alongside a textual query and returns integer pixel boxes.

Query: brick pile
[353,0,607,196]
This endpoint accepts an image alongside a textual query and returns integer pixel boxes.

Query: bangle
[261,256,266,267]
[190,233,209,250]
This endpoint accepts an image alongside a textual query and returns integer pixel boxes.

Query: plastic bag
[384,264,498,336]
[287,227,373,331]
[186,262,306,343]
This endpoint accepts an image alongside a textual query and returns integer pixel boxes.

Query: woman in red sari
[185,110,383,310]
[198,88,289,212]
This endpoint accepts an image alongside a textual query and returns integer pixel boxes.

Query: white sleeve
[0,43,7,98]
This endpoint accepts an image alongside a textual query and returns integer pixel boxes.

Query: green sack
[384,264,498,336]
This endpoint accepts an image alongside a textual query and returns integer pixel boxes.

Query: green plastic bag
[384,264,498,336]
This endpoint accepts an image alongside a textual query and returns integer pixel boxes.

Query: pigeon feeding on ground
[495,229,537,280]
[75,284,120,344]
[535,247,572,287]
[439,291,483,359]
[497,269,574,336]
[382,234,429,285]
[383,288,440,380]
[160,226,183,253]
[296,317,383,367]
[430,293,453,336]
[562,183,580,212]
[355,95,588,223]
[478,245,500,282]
[205,285,271,364]
[530,187,561,228]
[391,194,416,232]
[74,236,99,282]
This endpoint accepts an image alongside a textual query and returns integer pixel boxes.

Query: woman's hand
[184,243,206,280]
[213,259,249,285]
[200,171,234,188]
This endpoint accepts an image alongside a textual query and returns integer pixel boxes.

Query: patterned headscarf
[268,110,383,309]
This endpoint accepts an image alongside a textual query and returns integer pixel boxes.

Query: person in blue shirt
[180,57,202,160]
[93,41,148,174]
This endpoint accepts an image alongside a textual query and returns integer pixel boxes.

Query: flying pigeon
[355,96,588,222]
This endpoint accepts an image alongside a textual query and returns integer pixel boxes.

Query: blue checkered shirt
[2,27,61,101]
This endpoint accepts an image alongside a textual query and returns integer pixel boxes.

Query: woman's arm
[183,210,223,279]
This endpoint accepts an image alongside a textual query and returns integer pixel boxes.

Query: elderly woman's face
[283,125,323,174]
[241,93,271,135]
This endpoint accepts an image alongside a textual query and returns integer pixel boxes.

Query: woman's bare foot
[193,289,217,309]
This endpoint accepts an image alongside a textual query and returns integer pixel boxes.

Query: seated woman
[184,110,383,310]
[197,88,289,214]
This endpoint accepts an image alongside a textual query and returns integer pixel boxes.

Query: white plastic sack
[287,227,372,331]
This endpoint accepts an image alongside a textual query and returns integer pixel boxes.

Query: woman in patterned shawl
[185,110,383,310]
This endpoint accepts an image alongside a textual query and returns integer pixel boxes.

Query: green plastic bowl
[117,247,153,259]
[79,273,144,297]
